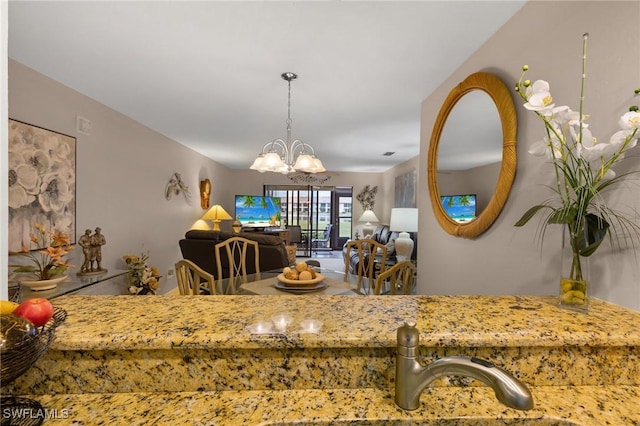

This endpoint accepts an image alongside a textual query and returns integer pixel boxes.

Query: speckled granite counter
[7,386,640,425]
[3,295,639,425]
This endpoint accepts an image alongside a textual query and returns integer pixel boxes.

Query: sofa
[179,230,289,280]
[342,225,416,274]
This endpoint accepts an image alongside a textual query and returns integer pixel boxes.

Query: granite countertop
[48,295,640,351]
[5,295,639,425]
[10,386,640,425]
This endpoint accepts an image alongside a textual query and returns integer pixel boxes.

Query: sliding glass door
[265,185,352,251]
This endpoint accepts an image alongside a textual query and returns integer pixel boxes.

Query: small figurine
[77,227,108,276]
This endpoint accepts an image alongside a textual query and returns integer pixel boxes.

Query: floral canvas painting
[8,119,76,252]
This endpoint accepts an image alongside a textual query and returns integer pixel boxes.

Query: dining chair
[305,259,321,268]
[286,224,308,256]
[344,238,388,295]
[311,224,333,254]
[374,260,416,295]
[174,259,216,295]
[215,236,260,294]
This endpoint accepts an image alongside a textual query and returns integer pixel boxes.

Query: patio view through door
[265,185,353,253]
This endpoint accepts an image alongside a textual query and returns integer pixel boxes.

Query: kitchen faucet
[395,322,534,411]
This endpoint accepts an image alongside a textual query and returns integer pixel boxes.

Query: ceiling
[7,1,525,173]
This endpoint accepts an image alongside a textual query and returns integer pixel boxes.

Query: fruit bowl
[277,273,325,288]
[0,306,67,385]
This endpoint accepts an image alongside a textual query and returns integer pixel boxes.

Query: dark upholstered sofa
[179,230,289,280]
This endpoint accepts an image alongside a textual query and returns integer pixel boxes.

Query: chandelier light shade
[390,208,418,261]
[201,205,233,231]
[250,72,326,174]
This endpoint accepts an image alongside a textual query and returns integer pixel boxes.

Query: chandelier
[250,72,326,174]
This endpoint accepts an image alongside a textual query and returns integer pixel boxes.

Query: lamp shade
[190,219,211,230]
[390,208,418,261]
[358,209,379,237]
[201,205,233,231]
[358,210,379,224]
[389,208,418,232]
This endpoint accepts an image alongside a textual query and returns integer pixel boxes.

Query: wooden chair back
[374,260,416,295]
[344,238,388,294]
[214,236,260,294]
[174,259,216,295]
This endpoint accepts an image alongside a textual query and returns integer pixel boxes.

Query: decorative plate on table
[274,281,327,294]
[277,273,325,288]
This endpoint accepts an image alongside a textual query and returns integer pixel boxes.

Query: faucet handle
[397,322,419,357]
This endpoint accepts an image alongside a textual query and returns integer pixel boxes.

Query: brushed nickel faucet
[395,322,534,411]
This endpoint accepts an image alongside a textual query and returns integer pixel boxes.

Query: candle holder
[246,321,275,335]
[271,313,293,332]
[299,319,323,334]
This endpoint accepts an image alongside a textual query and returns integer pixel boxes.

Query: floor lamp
[390,208,418,261]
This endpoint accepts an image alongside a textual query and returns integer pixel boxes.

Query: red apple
[13,298,54,327]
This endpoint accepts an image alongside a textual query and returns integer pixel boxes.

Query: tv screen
[234,195,282,228]
[440,194,477,223]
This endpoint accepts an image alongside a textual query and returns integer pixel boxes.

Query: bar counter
[2,295,639,425]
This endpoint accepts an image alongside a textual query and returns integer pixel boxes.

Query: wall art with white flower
[8,119,76,252]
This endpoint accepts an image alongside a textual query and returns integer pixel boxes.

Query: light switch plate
[76,115,92,135]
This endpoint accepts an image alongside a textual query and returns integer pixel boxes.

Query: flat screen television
[440,194,477,223]
[234,195,282,228]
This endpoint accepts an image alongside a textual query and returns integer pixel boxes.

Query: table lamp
[190,219,211,230]
[358,209,379,237]
[202,205,232,231]
[389,208,418,261]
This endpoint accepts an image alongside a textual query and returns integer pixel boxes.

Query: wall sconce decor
[165,172,190,202]
[200,179,211,209]
[356,185,378,211]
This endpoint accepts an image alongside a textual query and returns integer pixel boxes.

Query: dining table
[166,267,366,296]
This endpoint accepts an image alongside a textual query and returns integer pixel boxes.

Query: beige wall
[5,1,638,309]
[418,1,640,310]
[6,59,407,294]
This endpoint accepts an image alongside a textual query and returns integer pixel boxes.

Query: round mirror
[427,72,517,238]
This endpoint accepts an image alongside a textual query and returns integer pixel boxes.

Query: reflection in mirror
[438,91,502,221]
[427,72,517,238]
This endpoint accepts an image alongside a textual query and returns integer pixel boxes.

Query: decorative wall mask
[165,172,190,202]
[199,179,211,209]
[356,185,378,210]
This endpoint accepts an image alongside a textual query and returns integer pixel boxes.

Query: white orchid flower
[608,129,637,151]
[524,80,555,111]
[619,111,640,129]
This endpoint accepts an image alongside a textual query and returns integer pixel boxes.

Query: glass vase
[559,225,590,313]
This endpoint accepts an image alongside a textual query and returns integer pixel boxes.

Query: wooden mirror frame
[427,71,517,238]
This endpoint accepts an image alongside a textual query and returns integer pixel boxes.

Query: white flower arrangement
[514,33,640,286]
